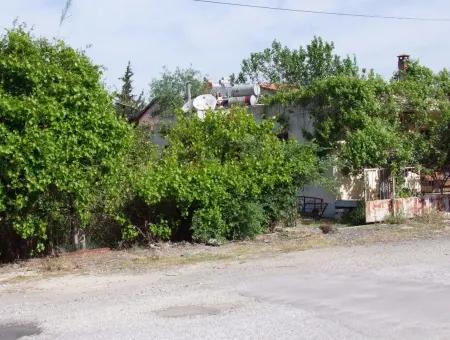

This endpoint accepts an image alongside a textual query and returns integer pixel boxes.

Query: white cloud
[1,0,449,94]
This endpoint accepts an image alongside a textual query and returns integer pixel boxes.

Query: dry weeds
[1,213,449,285]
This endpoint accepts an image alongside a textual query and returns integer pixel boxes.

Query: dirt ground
[1,213,449,284]
[2,214,450,339]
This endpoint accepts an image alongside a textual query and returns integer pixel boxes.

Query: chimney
[397,54,410,72]
[185,82,192,102]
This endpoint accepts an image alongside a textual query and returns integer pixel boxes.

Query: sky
[1,0,449,96]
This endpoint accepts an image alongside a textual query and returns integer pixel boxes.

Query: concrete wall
[336,170,365,201]
[300,185,337,218]
[250,104,315,144]
[365,194,450,223]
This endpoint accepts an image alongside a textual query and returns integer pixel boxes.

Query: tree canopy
[266,59,450,181]
[234,37,359,85]
[0,28,134,260]
[149,66,206,116]
[114,61,146,119]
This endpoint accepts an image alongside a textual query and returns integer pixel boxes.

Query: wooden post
[392,175,396,216]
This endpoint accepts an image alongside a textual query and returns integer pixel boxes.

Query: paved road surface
[1,238,450,339]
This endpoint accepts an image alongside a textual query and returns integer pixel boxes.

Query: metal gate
[364,168,393,201]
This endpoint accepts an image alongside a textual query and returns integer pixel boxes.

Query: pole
[392,175,396,216]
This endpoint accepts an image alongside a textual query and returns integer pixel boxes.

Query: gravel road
[1,237,450,339]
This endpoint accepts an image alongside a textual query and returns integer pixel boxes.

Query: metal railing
[298,196,328,219]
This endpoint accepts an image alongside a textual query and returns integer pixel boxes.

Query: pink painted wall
[365,194,450,223]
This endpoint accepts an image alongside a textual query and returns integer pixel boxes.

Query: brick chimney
[397,54,410,72]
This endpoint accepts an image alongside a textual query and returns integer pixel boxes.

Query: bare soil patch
[1,213,449,285]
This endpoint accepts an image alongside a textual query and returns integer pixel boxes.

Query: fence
[365,194,450,223]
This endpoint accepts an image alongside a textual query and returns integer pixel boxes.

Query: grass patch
[384,213,407,225]
[411,211,447,227]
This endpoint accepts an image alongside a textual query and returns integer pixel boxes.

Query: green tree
[115,61,146,119]
[0,28,134,260]
[418,106,450,193]
[135,108,319,243]
[149,66,206,116]
[266,75,390,155]
[390,61,450,190]
[390,61,440,132]
[340,117,413,172]
[235,37,358,85]
[266,59,450,177]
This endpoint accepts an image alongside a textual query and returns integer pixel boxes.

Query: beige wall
[335,170,365,201]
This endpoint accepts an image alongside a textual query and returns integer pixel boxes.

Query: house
[132,88,402,219]
[130,98,160,129]
[132,57,448,220]
[130,98,174,146]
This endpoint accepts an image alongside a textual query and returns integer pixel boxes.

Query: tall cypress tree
[115,62,146,119]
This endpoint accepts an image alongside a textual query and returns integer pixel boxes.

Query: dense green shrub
[135,108,319,242]
[266,63,450,175]
[340,117,413,171]
[0,28,136,261]
[341,202,366,226]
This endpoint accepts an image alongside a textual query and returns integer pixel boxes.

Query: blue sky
[1,0,449,96]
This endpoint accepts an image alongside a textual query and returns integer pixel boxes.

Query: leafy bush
[266,62,450,176]
[135,108,319,243]
[0,28,136,261]
[149,220,172,241]
[341,202,366,226]
[340,117,413,172]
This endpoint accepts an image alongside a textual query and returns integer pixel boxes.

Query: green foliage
[418,106,450,192]
[235,37,358,85]
[392,62,450,188]
[114,61,146,119]
[85,128,157,248]
[223,201,266,240]
[149,67,206,116]
[121,224,139,241]
[340,117,413,171]
[267,60,450,175]
[0,28,135,260]
[191,206,227,242]
[390,62,442,131]
[303,76,388,146]
[341,202,365,226]
[136,107,319,242]
[149,220,172,241]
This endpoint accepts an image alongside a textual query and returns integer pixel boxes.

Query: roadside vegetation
[0,28,319,261]
[1,26,449,262]
[264,56,450,185]
[0,27,141,261]
[131,108,319,244]
[1,213,448,281]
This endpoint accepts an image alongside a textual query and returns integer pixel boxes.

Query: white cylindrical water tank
[230,84,260,97]
[224,95,258,106]
[210,84,261,98]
